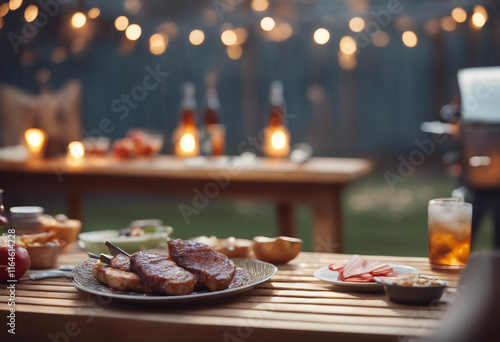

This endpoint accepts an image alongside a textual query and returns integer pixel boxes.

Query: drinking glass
[428,198,472,270]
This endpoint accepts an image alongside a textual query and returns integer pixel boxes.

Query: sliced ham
[329,255,396,283]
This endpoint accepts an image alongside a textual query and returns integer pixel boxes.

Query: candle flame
[180,133,196,153]
[271,130,287,150]
[68,141,85,158]
[25,129,45,153]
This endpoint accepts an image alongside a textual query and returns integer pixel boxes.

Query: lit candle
[66,141,85,166]
[264,126,290,158]
[174,126,199,157]
[24,128,47,159]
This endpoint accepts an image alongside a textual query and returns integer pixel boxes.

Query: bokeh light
[88,8,100,19]
[371,31,390,47]
[189,29,205,45]
[71,12,86,29]
[24,5,38,23]
[125,24,142,40]
[149,33,167,55]
[339,36,357,55]
[9,0,22,11]
[260,17,275,31]
[471,12,486,28]
[441,16,456,32]
[227,45,242,60]
[451,8,467,23]
[115,16,129,31]
[313,28,330,45]
[251,0,269,12]
[349,17,365,33]
[0,3,9,17]
[221,29,237,46]
[402,31,417,47]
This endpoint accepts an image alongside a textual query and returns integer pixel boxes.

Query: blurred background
[0,0,498,255]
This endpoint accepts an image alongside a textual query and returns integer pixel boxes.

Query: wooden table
[0,156,371,252]
[0,250,459,341]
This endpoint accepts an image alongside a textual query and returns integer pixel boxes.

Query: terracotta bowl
[26,244,63,269]
[252,236,302,264]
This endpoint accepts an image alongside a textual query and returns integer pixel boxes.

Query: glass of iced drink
[428,198,472,270]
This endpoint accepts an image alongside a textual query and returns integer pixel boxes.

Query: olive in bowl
[374,276,449,305]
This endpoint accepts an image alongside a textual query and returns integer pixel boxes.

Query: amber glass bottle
[179,82,197,128]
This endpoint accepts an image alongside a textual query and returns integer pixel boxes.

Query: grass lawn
[38,165,494,257]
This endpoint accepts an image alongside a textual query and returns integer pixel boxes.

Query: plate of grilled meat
[72,239,278,303]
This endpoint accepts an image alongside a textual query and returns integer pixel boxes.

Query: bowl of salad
[78,220,173,255]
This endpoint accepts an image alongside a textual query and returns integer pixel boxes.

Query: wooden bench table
[0,250,459,341]
[0,156,371,252]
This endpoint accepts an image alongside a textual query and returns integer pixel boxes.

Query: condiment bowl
[374,277,449,305]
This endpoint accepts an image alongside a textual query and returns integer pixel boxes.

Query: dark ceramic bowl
[374,278,449,305]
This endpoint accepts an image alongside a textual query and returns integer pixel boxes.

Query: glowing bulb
[251,0,269,12]
[88,8,100,19]
[260,17,275,31]
[71,12,86,28]
[339,36,356,55]
[189,29,205,45]
[125,24,141,40]
[180,133,196,153]
[24,5,38,23]
[115,16,129,31]
[349,17,365,32]
[313,28,330,45]
[227,45,242,60]
[271,130,287,150]
[0,3,9,17]
[149,33,167,55]
[402,31,417,47]
[25,129,45,153]
[9,0,22,11]
[221,29,237,46]
[451,8,467,23]
[471,12,486,28]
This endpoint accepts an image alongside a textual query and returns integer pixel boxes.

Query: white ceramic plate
[314,264,420,291]
[73,258,277,303]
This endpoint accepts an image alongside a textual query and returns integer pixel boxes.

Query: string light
[149,33,167,55]
[125,24,141,40]
[189,29,205,45]
[227,45,242,60]
[451,8,467,23]
[88,8,100,19]
[221,29,237,46]
[0,3,9,17]
[339,36,356,55]
[402,31,417,48]
[313,28,330,45]
[9,0,22,11]
[260,17,275,31]
[24,5,38,23]
[115,16,129,31]
[349,17,365,33]
[71,12,86,29]
[251,0,269,12]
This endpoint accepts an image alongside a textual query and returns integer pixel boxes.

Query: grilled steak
[130,251,197,295]
[168,239,237,291]
[93,260,150,293]
[227,267,250,289]
[111,254,132,271]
